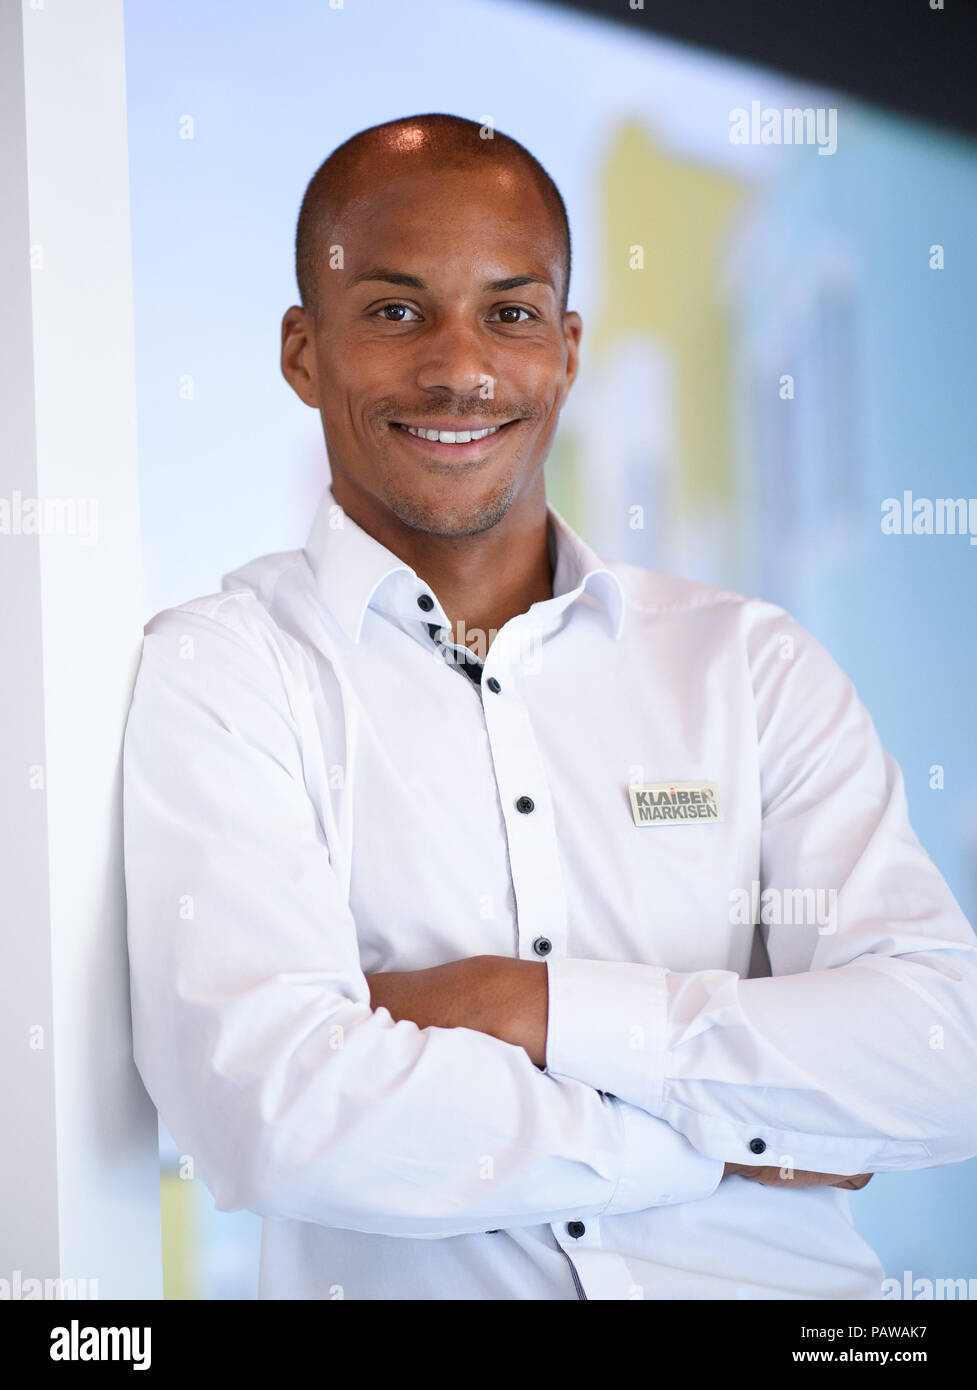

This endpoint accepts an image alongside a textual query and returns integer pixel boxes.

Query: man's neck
[331,475,554,655]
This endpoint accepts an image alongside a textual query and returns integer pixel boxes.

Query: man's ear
[281,305,320,408]
[560,310,582,407]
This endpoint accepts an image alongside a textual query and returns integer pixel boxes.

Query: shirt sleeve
[544,599,977,1177]
[122,603,723,1240]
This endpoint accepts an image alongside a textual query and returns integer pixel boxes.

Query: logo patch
[629,781,722,826]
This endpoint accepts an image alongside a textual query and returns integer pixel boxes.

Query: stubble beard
[380,468,522,538]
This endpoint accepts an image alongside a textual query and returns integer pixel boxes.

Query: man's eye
[492,306,534,324]
[375,304,420,322]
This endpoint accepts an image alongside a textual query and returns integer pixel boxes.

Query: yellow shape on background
[592,121,744,511]
[161,1169,199,1300]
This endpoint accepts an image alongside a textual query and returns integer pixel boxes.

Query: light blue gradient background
[124,0,977,1299]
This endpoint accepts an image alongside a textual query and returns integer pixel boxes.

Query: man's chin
[382,480,517,538]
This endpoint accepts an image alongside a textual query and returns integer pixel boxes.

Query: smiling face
[282,155,581,538]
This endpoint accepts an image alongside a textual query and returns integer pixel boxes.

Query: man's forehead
[334,172,559,278]
[338,160,550,225]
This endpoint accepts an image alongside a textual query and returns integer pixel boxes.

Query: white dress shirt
[123,483,977,1300]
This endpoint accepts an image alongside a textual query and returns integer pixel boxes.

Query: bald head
[294,113,572,319]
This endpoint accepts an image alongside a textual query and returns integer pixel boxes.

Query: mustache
[374,399,539,425]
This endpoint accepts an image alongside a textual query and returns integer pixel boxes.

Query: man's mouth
[389,418,519,446]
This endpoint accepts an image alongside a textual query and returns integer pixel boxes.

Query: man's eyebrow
[346,268,555,293]
[489,274,554,293]
[347,268,427,290]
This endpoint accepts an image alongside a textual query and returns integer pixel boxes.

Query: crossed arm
[361,611,977,1195]
[367,954,873,1191]
[124,605,977,1243]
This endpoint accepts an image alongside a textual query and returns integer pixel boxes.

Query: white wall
[0,0,160,1298]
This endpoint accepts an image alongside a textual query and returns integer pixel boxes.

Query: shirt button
[515,795,535,814]
[417,593,434,611]
[566,1221,586,1239]
[532,936,552,957]
[749,1138,767,1155]
[486,676,502,693]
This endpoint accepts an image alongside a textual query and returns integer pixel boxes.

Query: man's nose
[413,315,495,397]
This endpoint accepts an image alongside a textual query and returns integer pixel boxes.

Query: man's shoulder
[143,547,313,667]
[145,548,311,629]
[607,560,785,624]
[606,562,829,676]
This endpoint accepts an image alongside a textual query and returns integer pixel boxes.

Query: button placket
[552,1217,646,1300]
[479,634,568,962]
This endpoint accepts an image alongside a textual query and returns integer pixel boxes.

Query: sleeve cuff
[545,955,669,1116]
[603,1095,725,1215]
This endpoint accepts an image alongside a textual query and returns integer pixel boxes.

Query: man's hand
[723,1163,873,1190]
[368,959,873,1191]
[367,955,548,1068]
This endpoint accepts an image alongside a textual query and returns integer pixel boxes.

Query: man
[123,113,977,1301]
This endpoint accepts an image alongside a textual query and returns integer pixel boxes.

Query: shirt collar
[303,482,625,644]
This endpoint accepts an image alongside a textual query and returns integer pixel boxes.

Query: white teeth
[401,425,502,443]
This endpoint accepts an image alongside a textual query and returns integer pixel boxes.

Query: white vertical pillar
[0,0,161,1298]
